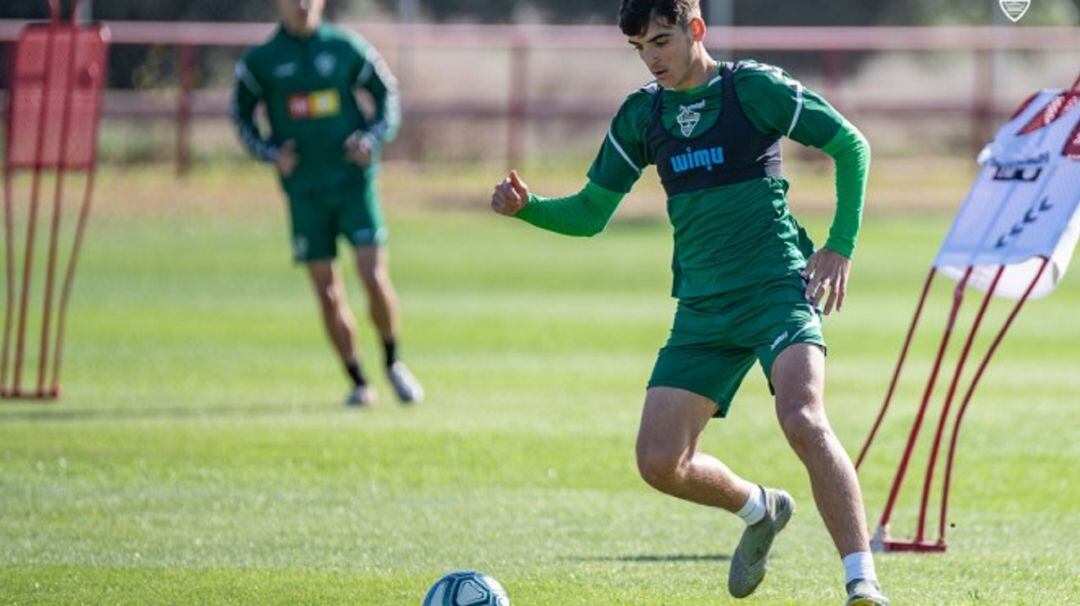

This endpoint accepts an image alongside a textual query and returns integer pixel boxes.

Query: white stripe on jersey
[607,130,642,174]
[786,83,804,137]
[235,60,263,97]
[355,60,375,87]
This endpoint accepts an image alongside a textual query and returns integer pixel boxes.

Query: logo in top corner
[999,0,1031,22]
[676,100,705,137]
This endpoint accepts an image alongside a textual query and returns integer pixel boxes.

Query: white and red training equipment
[856,75,1079,553]
[935,85,1080,299]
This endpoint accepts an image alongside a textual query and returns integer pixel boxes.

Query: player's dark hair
[618,0,700,37]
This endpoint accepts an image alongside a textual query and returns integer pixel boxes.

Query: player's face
[277,0,325,35]
[628,17,700,91]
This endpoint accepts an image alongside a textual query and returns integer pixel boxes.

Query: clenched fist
[490,170,529,216]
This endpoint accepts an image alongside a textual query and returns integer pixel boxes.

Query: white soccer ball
[422,570,510,606]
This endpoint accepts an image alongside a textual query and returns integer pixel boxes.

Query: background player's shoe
[345,384,378,407]
[388,361,424,404]
[845,579,889,606]
[728,487,795,598]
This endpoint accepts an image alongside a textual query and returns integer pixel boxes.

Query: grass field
[1,164,1078,604]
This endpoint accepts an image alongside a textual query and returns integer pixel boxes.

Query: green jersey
[232,23,400,194]
[585,60,855,298]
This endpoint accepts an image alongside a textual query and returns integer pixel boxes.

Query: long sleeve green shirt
[231,23,400,194]
[518,60,870,298]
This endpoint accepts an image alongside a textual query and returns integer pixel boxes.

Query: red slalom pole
[914,265,1005,544]
[50,170,97,396]
[877,267,972,530]
[12,15,62,397]
[0,175,15,396]
[939,257,1050,543]
[52,15,109,396]
[856,268,937,469]
[36,23,81,395]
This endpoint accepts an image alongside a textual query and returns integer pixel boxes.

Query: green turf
[1,168,1078,604]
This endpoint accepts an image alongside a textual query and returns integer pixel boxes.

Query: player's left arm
[737,64,871,314]
[345,38,401,165]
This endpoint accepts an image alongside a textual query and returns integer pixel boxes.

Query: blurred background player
[231,0,423,407]
[490,1,886,604]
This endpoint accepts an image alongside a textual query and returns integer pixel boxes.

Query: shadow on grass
[0,400,356,423]
[565,553,731,563]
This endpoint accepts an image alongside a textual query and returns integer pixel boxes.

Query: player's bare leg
[771,343,887,605]
[355,245,423,403]
[635,387,756,511]
[355,245,398,341]
[772,343,867,555]
[307,260,359,365]
[636,387,794,598]
[306,260,374,405]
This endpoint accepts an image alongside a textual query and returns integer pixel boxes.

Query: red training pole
[939,257,1050,543]
[877,267,972,530]
[914,265,1005,544]
[856,268,937,469]
[12,15,62,397]
[51,23,109,396]
[50,169,97,396]
[37,23,81,395]
[1,175,15,396]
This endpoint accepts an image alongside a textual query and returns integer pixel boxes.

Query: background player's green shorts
[286,177,386,263]
[648,274,825,418]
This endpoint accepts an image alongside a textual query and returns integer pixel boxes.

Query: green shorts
[647,274,826,417]
[286,178,386,263]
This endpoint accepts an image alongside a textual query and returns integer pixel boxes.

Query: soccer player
[490,1,887,604]
[232,0,423,407]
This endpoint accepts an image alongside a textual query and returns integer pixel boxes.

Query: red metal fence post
[176,43,195,177]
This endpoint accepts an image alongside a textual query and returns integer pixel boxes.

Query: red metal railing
[1,22,1077,173]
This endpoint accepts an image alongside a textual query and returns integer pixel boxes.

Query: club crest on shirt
[314,52,337,77]
[677,100,706,137]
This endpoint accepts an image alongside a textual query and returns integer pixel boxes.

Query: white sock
[735,485,766,525]
[842,551,877,586]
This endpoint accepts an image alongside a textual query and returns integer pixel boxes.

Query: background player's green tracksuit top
[231,23,400,195]
[517,60,870,299]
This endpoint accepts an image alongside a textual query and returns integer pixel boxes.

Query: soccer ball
[422,570,510,606]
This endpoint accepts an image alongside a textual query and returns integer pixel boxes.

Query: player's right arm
[231,56,298,176]
[489,91,652,237]
[231,57,277,162]
[490,172,624,237]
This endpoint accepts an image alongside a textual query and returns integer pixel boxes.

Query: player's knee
[357,263,385,288]
[359,269,380,288]
[635,443,686,491]
[778,405,830,452]
[315,282,343,309]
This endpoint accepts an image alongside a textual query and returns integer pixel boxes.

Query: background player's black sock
[345,361,366,387]
[383,337,398,368]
